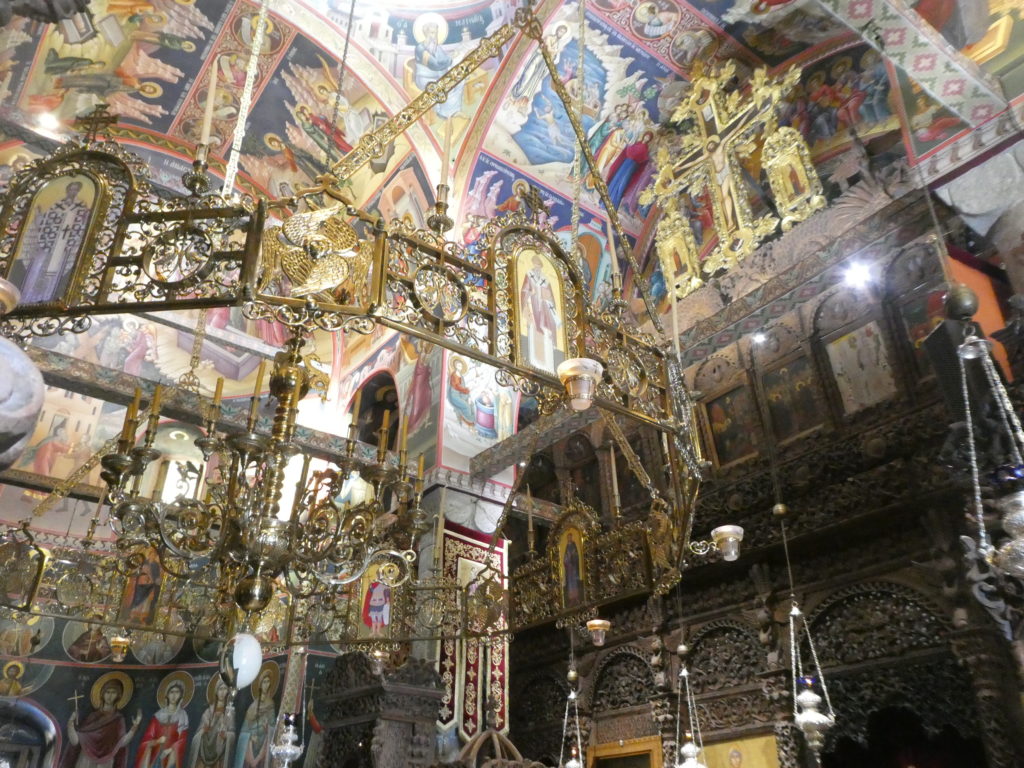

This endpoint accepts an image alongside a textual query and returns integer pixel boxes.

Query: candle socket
[427,184,453,234]
[182,155,211,196]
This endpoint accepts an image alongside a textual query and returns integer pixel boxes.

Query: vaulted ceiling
[1,0,1022,322]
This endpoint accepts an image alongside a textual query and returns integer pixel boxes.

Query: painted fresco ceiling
[1,0,1023,539]
[1,0,1023,321]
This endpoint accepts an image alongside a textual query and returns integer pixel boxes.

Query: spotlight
[843,262,872,289]
[751,332,767,344]
[37,112,60,132]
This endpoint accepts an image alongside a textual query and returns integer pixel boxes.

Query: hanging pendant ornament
[674,643,707,768]
[271,713,304,768]
[778,511,835,762]
[559,637,585,768]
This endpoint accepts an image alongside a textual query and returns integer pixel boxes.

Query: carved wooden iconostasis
[508,168,1024,768]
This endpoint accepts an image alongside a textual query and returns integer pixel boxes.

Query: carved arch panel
[586,646,655,714]
[807,581,950,666]
[687,620,764,692]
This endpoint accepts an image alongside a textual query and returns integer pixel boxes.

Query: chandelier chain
[223,0,271,192]
[325,0,359,171]
[178,308,209,393]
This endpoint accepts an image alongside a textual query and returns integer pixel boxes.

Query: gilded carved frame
[0,144,144,316]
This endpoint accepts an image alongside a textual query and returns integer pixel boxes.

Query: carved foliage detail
[689,623,764,691]
[592,651,656,713]
[809,583,948,665]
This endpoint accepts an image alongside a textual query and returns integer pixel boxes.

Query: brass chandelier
[99,328,426,617]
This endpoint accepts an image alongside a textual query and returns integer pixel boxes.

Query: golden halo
[860,48,880,69]
[205,674,230,706]
[448,355,467,376]
[512,179,529,196]
[251,661,279,699]
[412,13,448,45]
[2,661,24,678]
[157,670,195,708]
[90,672,133,710]
[635,2,657,22]
[830,56,852,78]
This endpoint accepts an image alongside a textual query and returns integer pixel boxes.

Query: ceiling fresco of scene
[0,2,1023,348]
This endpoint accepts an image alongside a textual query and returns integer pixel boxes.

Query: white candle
[440,121,453,188]
[200,60,218,148]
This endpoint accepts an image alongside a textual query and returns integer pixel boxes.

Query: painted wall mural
[781,43,902,162]
[0,610,286,768]
[441,352,517,477]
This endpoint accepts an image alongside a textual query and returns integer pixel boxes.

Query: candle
[350,388,363,435]
[671,280,681,359]
[248,360,266,426]
[610,445,620,506]
[150,384,163,415]
[253,360,267,395]
[381,408,390,434]
[417,453,425,480]
[212,377,224,409]
[399,409,409,452]
[200,61,218,148]
[526,486,534,534]
[440,120,453,188]
[120,387,141,444]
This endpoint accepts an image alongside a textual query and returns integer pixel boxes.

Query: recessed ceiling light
[751,332,767,344]
[843,262,872,289]
[37,112,60,131]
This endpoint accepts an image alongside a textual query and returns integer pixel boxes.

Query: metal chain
[789,605,800,719]
[223,0,271,193]
[979,349,1024,462]
[325,0,358,170]
[557,696,570,768]
[959,349,993,555]
[178,308,209,393]
[803,620,833,716]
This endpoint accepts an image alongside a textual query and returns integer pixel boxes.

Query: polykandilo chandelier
[100,328,427,617]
